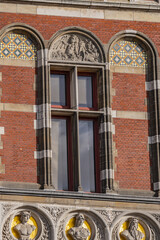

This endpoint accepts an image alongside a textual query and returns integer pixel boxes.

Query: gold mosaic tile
[110,40,147,68]
[0,33,37,61]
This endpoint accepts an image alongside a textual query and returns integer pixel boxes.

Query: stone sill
[1,0,160,12]
[0,188,159,204]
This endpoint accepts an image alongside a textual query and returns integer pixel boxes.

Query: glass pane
[51,74,66,106]
[79,120,95,192]
[51,118,68,190]
[78,76,92,108]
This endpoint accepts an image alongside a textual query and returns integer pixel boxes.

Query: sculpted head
[128,218,139,231]
[20,211,31,224]
[75,213,85,227]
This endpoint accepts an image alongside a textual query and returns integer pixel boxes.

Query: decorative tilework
[0,33,37,60]
[110,40,147,68]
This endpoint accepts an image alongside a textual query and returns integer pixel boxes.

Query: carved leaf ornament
[49,33,102,63]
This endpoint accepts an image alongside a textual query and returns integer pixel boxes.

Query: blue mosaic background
[110,40,147,68]
[0,33,37,60]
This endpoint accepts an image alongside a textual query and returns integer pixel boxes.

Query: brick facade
[0,1,160,239]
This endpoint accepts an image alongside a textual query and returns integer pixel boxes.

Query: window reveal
[51,68,101,192]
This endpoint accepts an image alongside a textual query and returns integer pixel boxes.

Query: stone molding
[1,202,160,240]
[1,0,160,13]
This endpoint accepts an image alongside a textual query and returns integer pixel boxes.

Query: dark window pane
[79,120,95,192]
[51,118,68,190]
[51,74,66,106]
[78,76,92,108]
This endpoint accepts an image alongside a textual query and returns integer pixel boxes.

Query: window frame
[78,72,98,111]
[49,64,105,193]
[50,70,70,109]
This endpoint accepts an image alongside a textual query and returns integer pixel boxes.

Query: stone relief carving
[112,223,119,240]
[14,211,36,240]
[2,216,15,240]
[42,206,68,225]
[68,213,90,240]
[120,218,144,240]
[57,219,66,240]
[95,220,105,240]
[2,209,51,240]
[50,33,102,63]
[40,215,51,240]
[152,214,160,224]
[96,209,122,227]
[1,203,15,220]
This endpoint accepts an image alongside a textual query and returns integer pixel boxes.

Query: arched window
[108,32,160,196]
[0,25,45,189]
[46,28,108,192]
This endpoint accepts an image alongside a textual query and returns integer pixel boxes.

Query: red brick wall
[0,12,158,188]
[112,73,147,112]
[0,66,37,183]
[113,119,150,190]
[0,66,36,105]
[112,72,150,190]
[0,111,37,183]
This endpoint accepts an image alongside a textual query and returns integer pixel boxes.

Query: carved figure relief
[2,208,51,240]
[50,33,101,63]
[14,211,36,240]
[68,213,90,240]
[120,218,144,240]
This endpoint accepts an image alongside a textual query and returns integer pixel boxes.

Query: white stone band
[145,80,160,91]
[0,127,4,135]
[100,169,114,180]
[37,49,48,67]
[153,182,160,191]
[34,104,51,129]
[34,150,52,159]
[148,135,160,144]
[99,122,115,134]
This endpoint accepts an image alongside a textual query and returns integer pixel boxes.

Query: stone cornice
[1,0,160,12]
[0,188,159,204]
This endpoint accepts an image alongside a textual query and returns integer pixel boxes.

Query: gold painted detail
[110,40,147,68]
[0,33,37,60]
[65,216,91,240]
[119,219,145,240]
[11,215,38,239]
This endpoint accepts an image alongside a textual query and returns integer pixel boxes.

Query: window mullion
[74,66,83,191]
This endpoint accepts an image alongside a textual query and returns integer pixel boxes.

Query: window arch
[46,27,110,192]
[0,24,46,189]
[108,30,160,196]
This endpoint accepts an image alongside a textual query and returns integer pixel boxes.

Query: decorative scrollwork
[96,209,121,227]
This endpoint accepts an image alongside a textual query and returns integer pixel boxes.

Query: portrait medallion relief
[65,213,92,240]
[120,218,144,240]
[2,208,51,240]
[49,33,102,63]
[12,211,37,240]
[13,211,36,240]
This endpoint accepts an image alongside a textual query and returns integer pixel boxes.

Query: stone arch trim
[1,204,54,240]
[48,26,106,63]
[106,29,159,63]
[0,23,49,189]
[56,208,109,240]
[106,29,160,196]
[111,211,160,240]
[0,23,45,50]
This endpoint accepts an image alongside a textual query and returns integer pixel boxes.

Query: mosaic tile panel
[110,40,147,68]
[0,33,37,60]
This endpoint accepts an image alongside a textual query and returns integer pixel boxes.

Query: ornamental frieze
[49,33,102,63]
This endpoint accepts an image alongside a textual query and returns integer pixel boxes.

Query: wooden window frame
[50,71,70,109]
[78,72,98,111]
[51,67,101,193]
